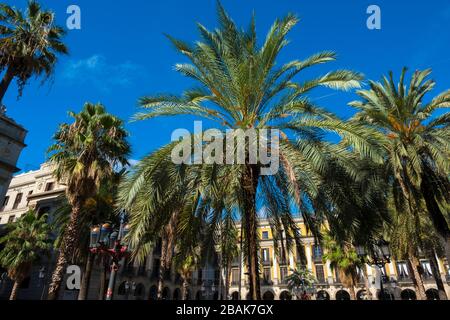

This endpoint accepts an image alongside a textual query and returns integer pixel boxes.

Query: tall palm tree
[130,2,380,300]
[0,0,67,105]
[51,170,125,300]
[350,68,450,262]
[46,103,130,300]
[0,211,52,300]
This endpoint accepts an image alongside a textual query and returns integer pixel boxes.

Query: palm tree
[51,170,125,300]
[0,211,52,300]
[350,68,450,263]
[285,266,316,300]
[322,234,364,300]
[0,1,68,105]
[130,2,380,300]
[46,103,130,300]
[215,213,239,300]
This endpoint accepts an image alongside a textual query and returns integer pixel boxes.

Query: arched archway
[401,289,417,300]
[262,291,275,300]
[134,283,145,299]
[231,291,239,300]
[279,291,292,300]
[213,291,219,300]
[118,282,127,296]
[356,289,367,300]
[162,287,171,300]
[196,291,203,300]
[173,288,181,300]
[426,289,440,300]
[316,290,330,300]
[377,289,395,300]
[149,285,158,300]
[335,290,351,300]
[246,292,252,300]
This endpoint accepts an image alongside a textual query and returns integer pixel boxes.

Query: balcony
[262,259,272,266]
[261,279,273,286]
[397,275,413,284]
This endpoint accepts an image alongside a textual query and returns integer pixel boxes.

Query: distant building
[0,112,27,202]
[0,163,66,300]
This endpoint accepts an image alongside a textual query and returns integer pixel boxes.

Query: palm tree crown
[0,211,52,300]
[0,0,68,104]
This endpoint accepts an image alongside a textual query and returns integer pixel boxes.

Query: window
[280,267,288,283]
[420,260,433,278]
[261,248,270,263]
[26,191,33,205]
[45,182,55,192]
[262,231,269,240]
[397,261,410,279]
[231,269,239,285]
[313,245,323,260]
[12,193,23,210]
[1,196,9,211]
[279,247,287,264]
[315,264,325,283]
[7,215,15,223]
[263,267,271,282]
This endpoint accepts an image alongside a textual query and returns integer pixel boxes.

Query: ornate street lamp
[356,240,391,301]
[89,209,131,300]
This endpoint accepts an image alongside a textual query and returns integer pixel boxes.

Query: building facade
[1,163,450,300]
[0,163,66,300]
[0,112,27,202]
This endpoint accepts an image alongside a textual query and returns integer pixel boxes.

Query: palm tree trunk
[238,227,243,300]
[362,267,373,300]
[78,252,94,300]
[47,204,82,300]
[242,164,261,300]
[0,66,15,105]
[9,280,21,300]
[429,251,448,300]
[408,256,426,300]
[157,236,168,300]
[224,262,231,300]
[98,256,107,300]
[349,285,356,300]
[182,278,189,300]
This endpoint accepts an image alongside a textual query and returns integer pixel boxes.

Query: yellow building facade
[228,218,450,300]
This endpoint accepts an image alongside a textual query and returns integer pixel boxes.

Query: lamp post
[39,266,47,300]
[89,209,131,301]
[356,240,391,301]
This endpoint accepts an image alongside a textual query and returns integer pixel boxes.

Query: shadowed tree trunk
[9,279,21,300]
[78,252,94,300]
[362,267,373,300]
[408,256,426,300]
[429,251,448,300]
[242,164,261,300]
[0,66,15,105]
[47,204,83,300]
[98,256,108,300]
[224,260,231,300]
[182,277,189,300]
[238,226,243,300]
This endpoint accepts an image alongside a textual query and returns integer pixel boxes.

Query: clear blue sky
[3,0,450,172]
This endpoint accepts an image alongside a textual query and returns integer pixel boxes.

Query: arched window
[134,283,145,297]
[401,289,416,300]
[118,282,127,296]
[426,288,440,300]
[173,288,181,300]
[231,291,239,300]
[262,291,274,300]
[279,291,292,300]
[377,289,395,300]
[316,290,330,300]
[149,285,158,300]
[335,290,351,300]
[356,289,367,300]
[162,287,170,300]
